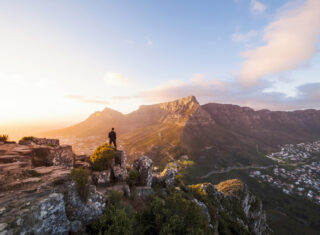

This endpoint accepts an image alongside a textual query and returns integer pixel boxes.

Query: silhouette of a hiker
[108,127,117,148]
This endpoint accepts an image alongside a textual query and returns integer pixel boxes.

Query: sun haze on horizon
[1,0,320,136]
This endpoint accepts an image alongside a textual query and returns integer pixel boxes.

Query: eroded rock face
[32,145,74,168]
[92,170,111,186]
[134,186,153,199]
[19,138,59,146]
[215,179,270,235]
[52,145,74,167]
[133,156,153,187]
[19,193,71,235]
[115,150,127,167]
[0,143,84,234]
[112,165,128,181]
[65,183,106,224]
[161,163,178,188]
[193,198,211,222]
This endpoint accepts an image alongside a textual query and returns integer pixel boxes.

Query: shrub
[135,191,211,234]
[88,191,134,235]
[90,143,117,171]
[20,136,35,141]
[71,167,90,202]
[0,134,8,142]
[127,169,140,187]
[215,179,244,197]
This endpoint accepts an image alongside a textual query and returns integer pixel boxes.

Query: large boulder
[64,182,106,224]
[92,170,111,186]
[52,145,74,168]
[31,145,74,168]
[115,150,127,167]
[31,147,52,166]
[112,165,128,182]
[133,156,153,187]
[161,162,178,188]
[18,193,71,235]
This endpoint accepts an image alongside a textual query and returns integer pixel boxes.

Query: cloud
[132,74,320,111]
[232,29,258,46]
[238,0,320,86]
[137,74,224,103]
[250,0,267,13]
[104,72,129,86]
[66,95,109,105]
[146,36,153,46]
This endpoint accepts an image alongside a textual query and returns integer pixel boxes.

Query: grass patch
[71,167,90,202]
[127,169,140,187]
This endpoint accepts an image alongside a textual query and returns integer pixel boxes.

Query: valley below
[35,96,320,234]
[183,139,320,235]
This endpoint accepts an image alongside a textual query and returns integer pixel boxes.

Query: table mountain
[43,96,320,170]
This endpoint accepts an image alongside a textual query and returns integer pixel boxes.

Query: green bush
[20,136,35,141]
[89,191,134,235]
[90,143,117,171]
[135,191,211,235]
[127,169,140,187]
[0,134,8,142]
[71,167,90,202]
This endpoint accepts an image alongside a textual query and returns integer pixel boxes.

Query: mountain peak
[177,96,199,105]
[159,95,199,112]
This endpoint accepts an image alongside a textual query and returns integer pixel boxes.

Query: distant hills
[44,96,320,169]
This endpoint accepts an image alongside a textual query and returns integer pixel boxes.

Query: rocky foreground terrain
[0,138,270,234]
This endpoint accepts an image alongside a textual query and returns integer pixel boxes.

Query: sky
[0,0,320,136]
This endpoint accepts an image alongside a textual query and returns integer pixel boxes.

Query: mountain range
[44,96,320,170]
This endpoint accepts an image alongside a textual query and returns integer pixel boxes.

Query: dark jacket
[108,130,116,140]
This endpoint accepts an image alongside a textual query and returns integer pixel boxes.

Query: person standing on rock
[108,127,117,149]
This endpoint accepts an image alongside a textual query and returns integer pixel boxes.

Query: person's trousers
[109,139,117,148]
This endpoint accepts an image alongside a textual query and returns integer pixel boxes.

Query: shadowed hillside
[43,96,320,170]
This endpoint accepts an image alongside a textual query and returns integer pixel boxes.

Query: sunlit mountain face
[43,96,320,170]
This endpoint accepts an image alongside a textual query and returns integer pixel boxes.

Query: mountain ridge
[42,96,320,169]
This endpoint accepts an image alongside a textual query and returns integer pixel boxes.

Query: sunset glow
[0,0,320,138]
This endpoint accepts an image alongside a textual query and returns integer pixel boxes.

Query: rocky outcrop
[19,137,59,146]
[0,142,90,234]
[133,156,153,186]
[215,179,270,235]
[160,162,178,188]
[193,198,211,222]
[91,150,128,187]
[31,145,74,168]
[92,170,111,186]
[64,183,106,225]
[0,140,270,235]
[18,193,71,235]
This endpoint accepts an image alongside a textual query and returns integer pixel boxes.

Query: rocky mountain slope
[0,139,270,234]
[43,96,320,170]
